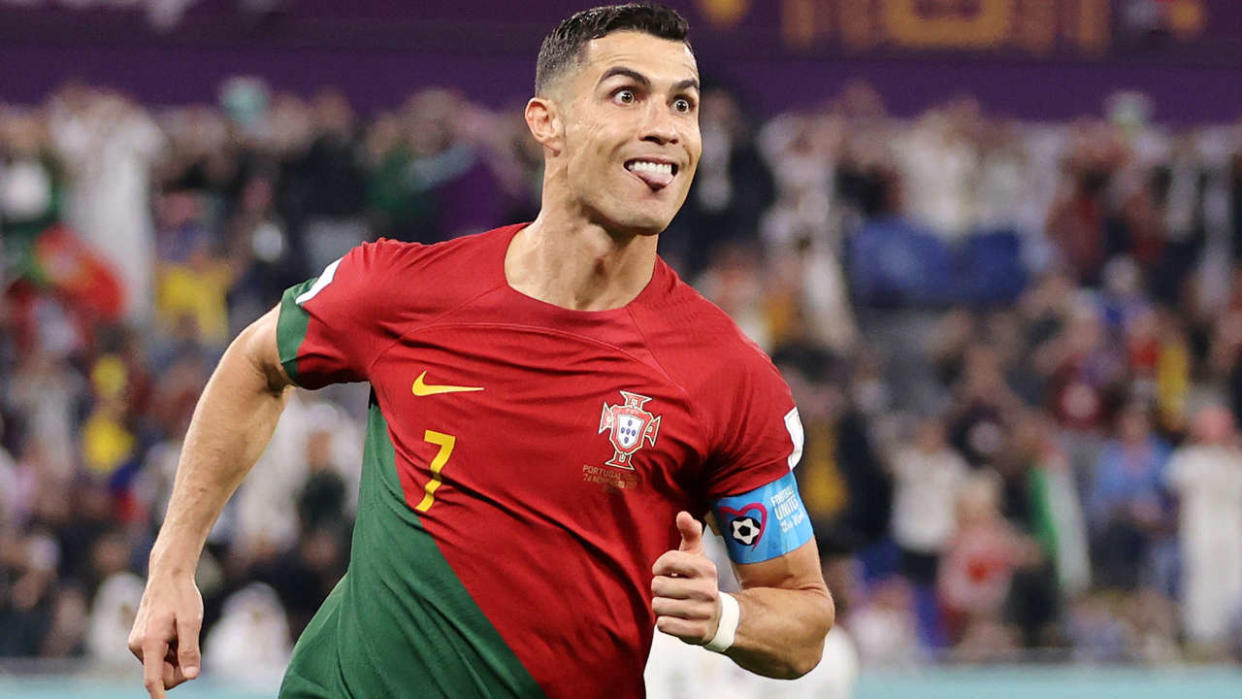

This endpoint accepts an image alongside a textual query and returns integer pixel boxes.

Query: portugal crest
[598,391,661,470]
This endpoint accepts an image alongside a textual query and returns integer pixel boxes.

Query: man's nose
[639,101,679,146]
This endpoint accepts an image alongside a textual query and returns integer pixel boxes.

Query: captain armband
[711,471,813,565]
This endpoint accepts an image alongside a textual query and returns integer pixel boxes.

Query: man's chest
[369,324,708,508]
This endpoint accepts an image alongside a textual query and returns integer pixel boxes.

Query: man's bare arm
[129,306,293,698]
[146,306,292,574]
[726,539,834,678]
[651,513,834,680]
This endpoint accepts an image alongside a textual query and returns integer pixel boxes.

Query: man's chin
[592,208,673,238]
[612,217,670,239]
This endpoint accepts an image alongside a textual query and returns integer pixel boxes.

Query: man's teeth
[626,161,673,176]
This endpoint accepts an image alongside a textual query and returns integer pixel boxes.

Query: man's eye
[673,98,693,113]
[614,89,636,105]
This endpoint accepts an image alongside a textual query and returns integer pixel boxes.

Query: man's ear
[525,96,563,156]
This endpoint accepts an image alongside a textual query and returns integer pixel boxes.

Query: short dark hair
[535,3,691,95]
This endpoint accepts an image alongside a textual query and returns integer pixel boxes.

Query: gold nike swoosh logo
[411,371,485,397]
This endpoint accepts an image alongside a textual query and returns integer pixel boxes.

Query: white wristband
[704,592,740,653]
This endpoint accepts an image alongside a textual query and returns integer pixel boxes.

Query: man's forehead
[581,31,698,84]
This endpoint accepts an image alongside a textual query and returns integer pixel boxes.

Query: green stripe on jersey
[280,401,543,699]
[276,278,315,386]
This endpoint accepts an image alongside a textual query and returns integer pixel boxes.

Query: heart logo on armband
[718,502,768,549]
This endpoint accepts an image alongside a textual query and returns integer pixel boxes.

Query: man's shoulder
[645,268,775,363]
[637,266,784,398]
[364,225,517,277]
[350,225,518,300]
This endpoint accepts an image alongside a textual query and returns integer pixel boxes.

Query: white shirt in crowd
[896,115,978,241]
[1165,443,1242,644]
[645,622,858,699]
[204,583,292,682]
[86,572,146,671]
[890,446,969,554]
[232,393,362,556]
[51,94,164,323]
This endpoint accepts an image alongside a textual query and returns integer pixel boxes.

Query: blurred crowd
[3,77,1242,679]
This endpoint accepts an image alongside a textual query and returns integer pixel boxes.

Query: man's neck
[504,208,658,312]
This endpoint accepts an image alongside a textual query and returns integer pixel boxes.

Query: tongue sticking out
[628,165,674,190]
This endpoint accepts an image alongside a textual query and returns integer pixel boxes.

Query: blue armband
[711,471,813,565]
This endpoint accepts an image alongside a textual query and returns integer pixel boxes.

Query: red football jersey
[276,225,799,698]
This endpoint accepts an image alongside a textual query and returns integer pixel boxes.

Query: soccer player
[128,4,834,697]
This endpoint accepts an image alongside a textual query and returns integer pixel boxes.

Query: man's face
[553,31,701,236]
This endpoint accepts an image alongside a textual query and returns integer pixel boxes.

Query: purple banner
[1,0,1240,121]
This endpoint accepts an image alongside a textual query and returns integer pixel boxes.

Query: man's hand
[128,571,204,698]
[651,511,722,645]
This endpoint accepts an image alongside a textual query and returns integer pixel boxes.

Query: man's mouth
[624,159,678,190]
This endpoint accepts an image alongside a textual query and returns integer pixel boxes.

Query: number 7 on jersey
[416,430,456,512]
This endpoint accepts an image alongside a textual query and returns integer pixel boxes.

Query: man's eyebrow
[598,67,650,88]
[674,78,700,94]
[598,67,701,95]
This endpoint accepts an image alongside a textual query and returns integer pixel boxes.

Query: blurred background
[3,1,1242,697]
